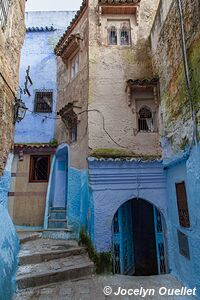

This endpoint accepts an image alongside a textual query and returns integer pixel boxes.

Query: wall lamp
[14,98,28,123]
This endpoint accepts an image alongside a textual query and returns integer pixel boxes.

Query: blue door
[113,201,135,275]
[153,208,167,274]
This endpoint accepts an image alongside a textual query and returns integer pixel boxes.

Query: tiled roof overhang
[126,78,159,91]
[99,0,141,14]
[26,26,56,32]
[99,0,141,3]
[55,34,82,58]
[14,144,57,154]
[55,0,87,56]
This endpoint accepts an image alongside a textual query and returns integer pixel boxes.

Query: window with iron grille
[0,0,11,29]
[29,155,50,182]
[108,26,117,45]
[175,182,190,228]
[138,106,153,132]
[120,26,130,45]
[177,229,190,259]
[34,91,53,113]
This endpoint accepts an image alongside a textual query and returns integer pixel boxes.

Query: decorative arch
[111,197,168,276]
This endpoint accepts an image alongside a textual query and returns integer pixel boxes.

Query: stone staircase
[15,235,95,291]
[48,207,67,229]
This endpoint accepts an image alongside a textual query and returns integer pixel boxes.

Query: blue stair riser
[49,211,66,219]
[48,221,68,229]
[49,207,66,211]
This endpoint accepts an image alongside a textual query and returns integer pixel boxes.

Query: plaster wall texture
[88,159,167,252]
[150,0,200,154]
[10,154,49,227]
[0,0,25,175]
[88,0,161,156]
[0,154,19,300]
[166,144,200,297]
[15,11,75,144]
[55,10,89,169]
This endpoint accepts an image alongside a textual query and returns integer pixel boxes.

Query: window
[108,26,117,45]
[70,53,79,80]
[0,0,11,29]
[175,182,190,228]
[34,91,53,113]
[70,125,77,143]
[138,107,153,132]
[177,229,190,259]
[107,20,131,46]
[120,25,130,45]
[29,155,50,182]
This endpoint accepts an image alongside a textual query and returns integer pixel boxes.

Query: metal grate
[120,27,130,45]
[155,209,163,233]
[114,244,121,274]
[34,91,53,113]
[108,26,117,45]
[138,107,153,132]
[30,156,50,182]
[177,229,190,259]
[0,0,11,29]
[158,242,166,273]
[113,210,119,233]
[175,182,190,228]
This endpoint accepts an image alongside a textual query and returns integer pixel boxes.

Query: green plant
[79,229,112,274]
[49,138,58,147]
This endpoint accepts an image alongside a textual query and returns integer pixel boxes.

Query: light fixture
[14,98,27,123]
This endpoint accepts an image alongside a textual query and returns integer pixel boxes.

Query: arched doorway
[112,198,167,276]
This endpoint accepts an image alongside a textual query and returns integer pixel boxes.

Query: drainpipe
[176,0,198,147]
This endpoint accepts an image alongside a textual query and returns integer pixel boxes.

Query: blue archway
[112,198,168,276]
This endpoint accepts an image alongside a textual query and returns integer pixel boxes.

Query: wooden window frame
[29,155,50,183]
[175,181,190,228]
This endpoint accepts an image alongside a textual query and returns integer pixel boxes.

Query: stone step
[17,255,95,290]
[48,219,68,229]
[49,207,66,211]
[19,246,86,265]
[49,210,66,219]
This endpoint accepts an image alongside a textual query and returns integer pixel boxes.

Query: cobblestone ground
[14,274,197,300]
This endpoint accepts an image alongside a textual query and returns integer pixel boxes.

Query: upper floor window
[107,20,131,46]
[175,182,190,228]
[108,26,117,45]
[70,52,79,80]
[0,0,11,29]
[120,25,130,45]
[138,106,153,132]
[34,90,53,113]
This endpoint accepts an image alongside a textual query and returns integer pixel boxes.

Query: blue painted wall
[165,144,200,296]
[88,158,167,252]
[15,11,75,144]
[0,154,19,300]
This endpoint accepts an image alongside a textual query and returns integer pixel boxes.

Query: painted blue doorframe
[52,144,69,208]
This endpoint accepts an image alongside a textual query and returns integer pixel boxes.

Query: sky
[26,0,82,11]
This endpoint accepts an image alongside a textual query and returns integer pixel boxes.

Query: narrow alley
[0,0,200,299]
